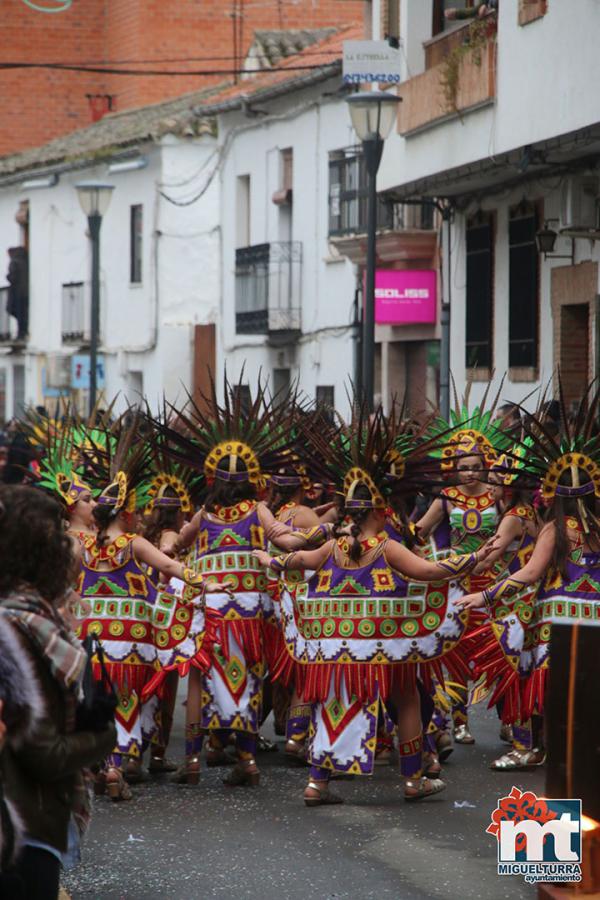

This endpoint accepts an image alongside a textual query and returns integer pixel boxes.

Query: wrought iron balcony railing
[235,241,302,336]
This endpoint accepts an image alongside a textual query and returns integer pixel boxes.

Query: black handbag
[75,635,118,732]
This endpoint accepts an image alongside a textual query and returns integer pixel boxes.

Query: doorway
[560,303,589,411]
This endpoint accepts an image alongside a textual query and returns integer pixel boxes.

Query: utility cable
[0,60,339,77]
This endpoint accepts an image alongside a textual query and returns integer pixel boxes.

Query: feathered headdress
[142,405,201,515]
[297,400,443,511]
[155,373,296,490]
[34,427,94,508]
[513,378,600,531]
[268,407,333,492]
[427,379,511,471]
[90,409,152,515]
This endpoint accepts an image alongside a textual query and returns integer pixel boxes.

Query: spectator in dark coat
[0,485,116,900]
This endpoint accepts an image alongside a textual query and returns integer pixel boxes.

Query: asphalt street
[63,687,542,900]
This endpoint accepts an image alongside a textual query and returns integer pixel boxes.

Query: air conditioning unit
[560,175,599,233]
[46,354,72,389]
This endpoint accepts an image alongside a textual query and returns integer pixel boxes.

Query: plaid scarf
[0,589,86,692]
[0,588,91,835]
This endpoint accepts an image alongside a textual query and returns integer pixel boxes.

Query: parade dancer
[254,406,498,805]
[267,447,337,762]
[454,383,600,768]
[77,415,214,800]
[465,445,542,768]
[416,397,509,744]
[157,378,305,786]
[141,440,210,776]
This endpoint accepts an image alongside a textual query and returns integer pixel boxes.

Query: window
[465,212,494,371]
[236,175,251,248]
[281,149,293,193]
[382,0,400,46]
[432,0,475,35]
[275,149,293,242]
[509,202,539,370]
[518,0,547,26]
[328,148,393,237]
[316,385,335,421]
[273,367,290,399]
[130,204,142,283]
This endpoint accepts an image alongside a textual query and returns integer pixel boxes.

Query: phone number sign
[343,41,402,85]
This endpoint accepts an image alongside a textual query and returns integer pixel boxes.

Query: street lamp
[346,90,401,411]
[75,181,114,415]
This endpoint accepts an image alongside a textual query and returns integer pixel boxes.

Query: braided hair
[92,484,120,547]
[335,483,374,563]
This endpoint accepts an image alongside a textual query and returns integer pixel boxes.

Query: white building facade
[373,0,600,411]
[0,30,363,421]
[213,76,359,415]
[0,102,221,420]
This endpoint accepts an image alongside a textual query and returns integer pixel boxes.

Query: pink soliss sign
[374,269,437,324]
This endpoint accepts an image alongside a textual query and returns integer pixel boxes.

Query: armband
[482,577,527,607]
[182,566,204,587]
[289,523,331,547]
[436,552,477,578]
[270,552,298,573]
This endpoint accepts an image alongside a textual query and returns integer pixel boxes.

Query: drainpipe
[353,279,363,394]
[440,204,453,420]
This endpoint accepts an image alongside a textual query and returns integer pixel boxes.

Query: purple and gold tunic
[275,533,467,774]
[276,534,468,701]
[191,500,274,734]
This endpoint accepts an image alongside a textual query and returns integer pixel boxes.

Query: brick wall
[1,0,106,156]
[0,0,364,157]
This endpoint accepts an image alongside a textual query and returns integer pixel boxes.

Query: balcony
[329,195,437,267]
[0,286,22,345]
[398,16,497,136]
[235,242,302,340]
[329,146,396,238]
[62,281,90,344]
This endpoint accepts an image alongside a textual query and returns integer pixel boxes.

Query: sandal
[454,724,475,745]
[490,748,546,771]
[303,781,344,807]
[434,730,454,763]
[124,759,147,785]
[423,751,442,778]
[404,776,446,802]
[149,754,178,774]
[499,724,514,744]
[284,739,308,765]
[105,766,133,802]
[170,756,201,785]
[223,758,260,787]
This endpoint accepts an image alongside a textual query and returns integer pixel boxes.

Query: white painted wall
[218,83,359,417]
[381,0,600,193]
[374,0,600,408]
[0,131,220,420]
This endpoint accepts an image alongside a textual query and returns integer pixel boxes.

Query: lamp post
[346,91,401,411]
[75,181,114,415]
